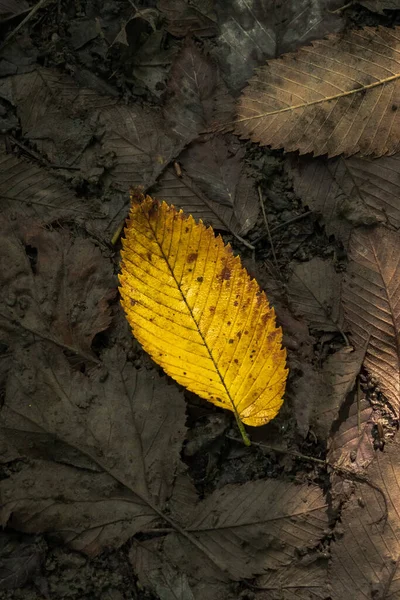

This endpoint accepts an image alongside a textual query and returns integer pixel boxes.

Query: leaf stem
[233,413,251,446]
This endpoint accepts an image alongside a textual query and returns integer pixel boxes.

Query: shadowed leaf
[359,0,400,13]
[343,226,400,414]
[158,0,217,38]
[235,26,400,157]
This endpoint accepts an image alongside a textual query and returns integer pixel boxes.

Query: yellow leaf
[119,194,287,445]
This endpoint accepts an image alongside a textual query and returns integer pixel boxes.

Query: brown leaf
[287,258,343,333]
[255,560,328,600]
[0,533,44,591]
[0,0,29,19]
[163,40,217,146]
[210,0,342,92]
[343,226,400,414]
[236,26,400,158]
[0,224,114,360]
[99,104,182,191]
[158,0,217,38]
[327,396,375,471]
[0,345,187,555]
[329,441,400,598]
[287,154,392,248]
[177,136,259,234]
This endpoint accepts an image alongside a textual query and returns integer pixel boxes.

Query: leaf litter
[1,1,400,599]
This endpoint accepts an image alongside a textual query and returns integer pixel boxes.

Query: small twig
[253,211,313,244]
[329,0,353,13]
[0,0,52,53]
[257,186,279,271]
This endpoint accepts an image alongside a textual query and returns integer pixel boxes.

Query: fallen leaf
[166,136,259,235]
[343,227,400,415]
[287,258,343,333]
[120,195,287,442]
[0,0,29,19]
[0,344,187,554]
[358,0,400,13]
[329,441,400,598]
[0,223,114,361]
[210,0,342,92]
[235,26,400,158]
[132,30,177,98]
[163,40,217,146]
[287,154,393,248]
[0,151,102,227]
[158,0,217,38]
[327,396,375,471]
[99,104,182,191]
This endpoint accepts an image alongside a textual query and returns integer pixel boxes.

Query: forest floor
[1,1,400,599]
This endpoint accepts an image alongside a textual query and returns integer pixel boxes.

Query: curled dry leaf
[119,195,287,443]
[235,26,400,158]
[158,0,217,38]
[287,154,396,248]
[330,442,400,598]
[287,257,343,333]
[0,223,114,360]
[343,226,400,414]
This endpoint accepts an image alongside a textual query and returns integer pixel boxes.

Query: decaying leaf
[287,257,343,333]
[210,0,342,92]
[158,0,217,38]
[100,104,182,191]
[330,442,400,599]
[0,222,114,361]
[235,26,400,158]
[157,136,258,236]
[343,227,400,414]
[120,195,287,443]
[255,560,328,600]
[0,533,44,591]
[163,39,217,145]
[287,154,394,248]
[0,344,187,554]
[0,0,29,19]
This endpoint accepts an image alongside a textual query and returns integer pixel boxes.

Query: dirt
[0,1,399,599]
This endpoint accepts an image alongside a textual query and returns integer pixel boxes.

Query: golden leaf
[119,195,287,445]
[235,26,400,158]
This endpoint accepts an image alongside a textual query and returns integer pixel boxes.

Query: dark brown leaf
[0,345,187,555]
[359,0,400,13]
[287,154,393,248]
[0,533,44,591]
[343,227,400,414]
[255,560,328,600]
[163,40,217,146]
[0,224,114,360]
[0,0,28,19]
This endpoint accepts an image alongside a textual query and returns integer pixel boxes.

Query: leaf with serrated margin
[329,442,400,599]
[343,226,400,414]
[0,345,187,555]
[287,257,343,333]
[236,26,400,158]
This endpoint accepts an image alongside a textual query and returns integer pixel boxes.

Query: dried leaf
[210,0,342,92]
[287,258,343,333]
[120,195,287,440]
[327,396,375,471]
[100,104,182,191]
[163,480,328,580]
[157,136,258,235]
[0,151,101,225]
[0,345,187,554]
[163,40,217,146]
[0,224,114,361]
[0,533,44,591]
[255,560,328,600]
[235,26,400,158]
[287,154,395,248]
[132,31,177,98]
[343,227,400,414]
[158,0,217,38]
[0,0,29,19]
[358,0,400,13]
[329,442,400,598]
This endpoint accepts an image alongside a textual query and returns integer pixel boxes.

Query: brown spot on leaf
[209,306,215,313]
[187,253,198,263]
[130,299,136,306]
[228,339,234,344]
[147,252,152,262]
[234,359,238,364]
[219,266,231,281]
[237,331,242,339]
[261,313,269,324]
[185,226,190,233]
[227,321,231,326]
[234,301,238,307]
[197,276,204,283]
